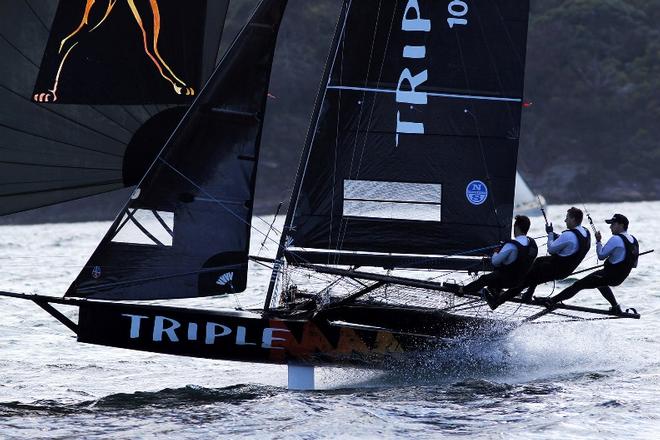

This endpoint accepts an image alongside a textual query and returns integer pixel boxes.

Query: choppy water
[1,202,659,439]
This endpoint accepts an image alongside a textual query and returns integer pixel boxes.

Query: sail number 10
[447,0,468,28]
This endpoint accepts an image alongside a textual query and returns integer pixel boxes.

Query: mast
[264,0,353,310]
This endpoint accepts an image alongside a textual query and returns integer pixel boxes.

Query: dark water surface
[1,203,659,439]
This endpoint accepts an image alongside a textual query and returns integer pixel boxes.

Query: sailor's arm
[597,235,621,261]
[547,231,571,255]
[491,243,517,267]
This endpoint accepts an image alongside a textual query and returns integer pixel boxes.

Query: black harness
[551,228,591,277]
[604,233,639,286]
[498,237,538,283]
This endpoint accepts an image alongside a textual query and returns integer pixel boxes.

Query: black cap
[605,213,629,229]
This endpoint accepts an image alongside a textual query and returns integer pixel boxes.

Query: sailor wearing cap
[543,214,639,314]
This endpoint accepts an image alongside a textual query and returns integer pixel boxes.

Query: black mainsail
[278,0,530,268]
[0,1,229,215]
[65,0,288,300]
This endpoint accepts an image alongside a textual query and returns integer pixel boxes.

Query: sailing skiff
[0,0,641,383]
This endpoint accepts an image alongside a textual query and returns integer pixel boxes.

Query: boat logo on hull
[466,180,488,205]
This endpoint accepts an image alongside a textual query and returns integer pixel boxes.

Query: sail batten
[326,85,522,102]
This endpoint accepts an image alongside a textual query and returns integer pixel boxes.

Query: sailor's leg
[490,273,532,308]
[550,270,606,304]
[521,284,538,302]
[548,280,583,303]
[521,257,565,301]
[463,272,499,295]
[519,261,549,301]
[493,286,524,309]
[597,286,618,308]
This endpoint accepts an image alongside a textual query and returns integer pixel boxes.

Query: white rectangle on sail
[344,180,442,203]
[112,210,174,246]
[343,180,441,222]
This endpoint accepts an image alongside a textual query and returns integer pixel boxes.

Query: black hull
[1,290,637,368]
[76,301,506,367]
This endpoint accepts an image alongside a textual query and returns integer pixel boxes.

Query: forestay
[282,0,530,261]
[0,1,228,214]
[65,0,289,300]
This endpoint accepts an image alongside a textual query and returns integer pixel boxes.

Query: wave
[0,384,278,416]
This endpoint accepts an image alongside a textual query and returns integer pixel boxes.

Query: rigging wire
[47,174,313,297]
[283,0,354,231]
[333,0,385,258]
[472,3,519,129]
[264,0,357,307]
[258,202,283,256]
[351,0,399,182]
[327,0,349,261]
[452,17,504,229]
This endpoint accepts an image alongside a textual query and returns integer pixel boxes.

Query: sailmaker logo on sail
[466,180,488,205]
[396,0,469,146]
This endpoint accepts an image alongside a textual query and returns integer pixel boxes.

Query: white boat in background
[514,172,546,217]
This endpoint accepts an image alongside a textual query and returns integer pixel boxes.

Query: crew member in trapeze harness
[540,214,639,314]
[487,207,591,310]
[444,215,537,303]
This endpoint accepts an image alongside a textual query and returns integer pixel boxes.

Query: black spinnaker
[0,1,229,215]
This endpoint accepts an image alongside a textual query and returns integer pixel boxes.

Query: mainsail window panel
[344,200,441,222]
[343,180,441,222]
[112,210,174,247]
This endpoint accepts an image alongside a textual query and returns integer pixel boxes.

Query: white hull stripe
[327,85,522,103]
